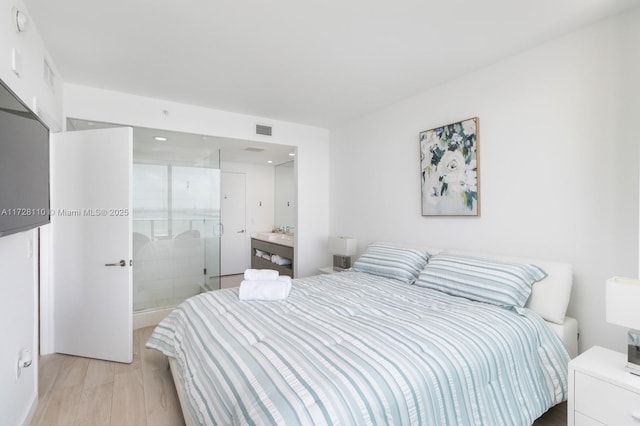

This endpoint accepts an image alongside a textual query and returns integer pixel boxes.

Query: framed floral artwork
[420,117,479,216]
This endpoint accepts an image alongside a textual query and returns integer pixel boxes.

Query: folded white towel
[271,254,292,266]
[239,276,292,301]
[244,269,279,281]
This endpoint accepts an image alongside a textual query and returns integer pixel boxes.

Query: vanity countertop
[251,232,294,247]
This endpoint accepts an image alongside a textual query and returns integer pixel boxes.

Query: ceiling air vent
[256,124,272,136]
[245,146,265,152]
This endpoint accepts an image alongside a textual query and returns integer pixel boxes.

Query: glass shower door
[132,159,221,312]
[171,166,221,294]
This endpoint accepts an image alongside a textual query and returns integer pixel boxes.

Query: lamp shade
[606,276,640,330]
[328,236,357,256]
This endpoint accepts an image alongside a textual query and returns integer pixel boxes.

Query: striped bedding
[146,271,569,425]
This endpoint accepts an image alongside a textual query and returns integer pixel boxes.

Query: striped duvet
[146,271,569,425]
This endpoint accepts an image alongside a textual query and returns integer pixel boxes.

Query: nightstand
[568,346,640,425]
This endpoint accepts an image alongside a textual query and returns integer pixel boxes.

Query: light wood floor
[32,325,567,426]
[31,327,184,426]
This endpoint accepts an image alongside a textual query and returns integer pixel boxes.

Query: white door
[221,172,248,275]
[52,127,133,363]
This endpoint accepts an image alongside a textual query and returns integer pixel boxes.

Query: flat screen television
[0,78,50,237]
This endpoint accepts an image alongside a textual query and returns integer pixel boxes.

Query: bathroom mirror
[275,161,295,231]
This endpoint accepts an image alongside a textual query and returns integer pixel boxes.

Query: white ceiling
[24,0,639,128]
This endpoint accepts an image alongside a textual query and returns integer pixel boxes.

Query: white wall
[221,161,277,272]
[330,10,640,354]
[0,232,39,425]
[221,161,276,236]
[275,161,295,229]
[0,1,63,424]
[63,84,331,277]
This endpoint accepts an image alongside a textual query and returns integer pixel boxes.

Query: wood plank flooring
[31,327,184,426]
[32,325,567,425]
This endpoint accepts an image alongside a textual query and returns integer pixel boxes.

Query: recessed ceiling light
[267,160,273,164]
[288,152,295,157]
[154,136,167,141]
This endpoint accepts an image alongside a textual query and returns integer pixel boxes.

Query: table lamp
[606,276,640,375]
[329,236,357,270]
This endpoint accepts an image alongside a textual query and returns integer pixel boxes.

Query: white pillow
[445,249,572,324]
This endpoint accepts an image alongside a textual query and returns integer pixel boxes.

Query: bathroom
[66,119,296,316]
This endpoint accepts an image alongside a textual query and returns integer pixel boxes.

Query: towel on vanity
[271,255,292,266]
[239,276,292,301]
[244,269,279,281]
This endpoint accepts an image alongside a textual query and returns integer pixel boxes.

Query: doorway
[42,119,297,355]
[64,118,295,313]
[221,171,248,276]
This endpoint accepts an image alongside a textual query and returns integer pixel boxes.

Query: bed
[147,244,575,425]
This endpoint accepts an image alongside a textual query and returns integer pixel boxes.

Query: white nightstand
[568,346,640,425]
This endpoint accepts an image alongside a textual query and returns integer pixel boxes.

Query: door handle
[237,229,245,233]
[105,260,126,267]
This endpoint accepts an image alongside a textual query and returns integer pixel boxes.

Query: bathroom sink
[253,232,294,247]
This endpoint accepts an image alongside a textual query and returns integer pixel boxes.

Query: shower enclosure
[131,135,222,312]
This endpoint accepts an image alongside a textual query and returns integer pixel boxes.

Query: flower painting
[420,117,479,216]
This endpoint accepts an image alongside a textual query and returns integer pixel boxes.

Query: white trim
[39,224,53,355]
[133,308,173,330]
[20,393,38,426]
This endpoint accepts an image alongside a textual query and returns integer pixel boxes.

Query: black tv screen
[0,78,50,237]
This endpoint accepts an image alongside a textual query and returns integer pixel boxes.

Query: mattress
[147,271,570,425]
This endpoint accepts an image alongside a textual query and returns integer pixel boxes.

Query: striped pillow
[352,244,430,284]
[415,254,547,307]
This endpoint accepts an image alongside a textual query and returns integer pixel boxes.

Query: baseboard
[132,308,173,330]
[21,393,38,426]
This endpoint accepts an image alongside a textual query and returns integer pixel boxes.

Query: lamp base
[627,329,640,376]
[333,255,352,270]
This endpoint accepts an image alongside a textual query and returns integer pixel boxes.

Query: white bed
[149,243,577,425]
